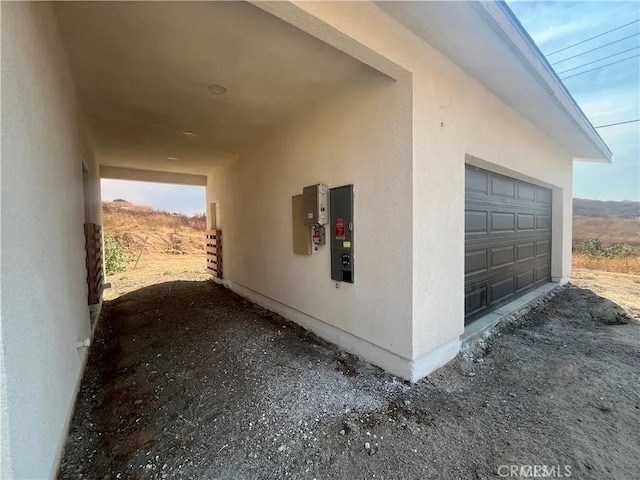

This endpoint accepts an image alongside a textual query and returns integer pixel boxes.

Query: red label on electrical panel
[335,217,345,239]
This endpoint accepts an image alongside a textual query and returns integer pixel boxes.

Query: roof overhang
[100,166,207,187]
[377,1,612,163]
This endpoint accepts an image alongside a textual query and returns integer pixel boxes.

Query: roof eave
[480,1,612,163]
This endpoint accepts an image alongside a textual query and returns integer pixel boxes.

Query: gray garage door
[465,164,552,323]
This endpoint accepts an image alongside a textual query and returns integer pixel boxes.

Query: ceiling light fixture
[167,156,178,161]
[207,84,227,95]
[182,131,196,137]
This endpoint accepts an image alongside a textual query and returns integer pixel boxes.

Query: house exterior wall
[247,1,575,377]
[0,2,101,478]
[207,72,415,376]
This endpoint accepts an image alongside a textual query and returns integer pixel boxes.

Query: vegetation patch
[104,235,128,275]
[573,237,640,275]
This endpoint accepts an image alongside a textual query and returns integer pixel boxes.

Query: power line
[556,46,640,74]
[560,54,640,80]
[551,33,640,65]
[595,119,640,128]
[546,19,639,56]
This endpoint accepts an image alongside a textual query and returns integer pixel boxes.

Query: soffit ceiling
[53,1,379,175]
[377,1,610,161]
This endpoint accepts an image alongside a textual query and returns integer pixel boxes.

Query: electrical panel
[330,185,354,283]
[312,225,326,246]
[303,184,329,226]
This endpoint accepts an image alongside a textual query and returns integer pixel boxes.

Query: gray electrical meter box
[303,184,329,226]
[330,184,354,283]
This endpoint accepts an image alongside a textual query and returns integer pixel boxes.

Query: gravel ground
[59,281,639,480]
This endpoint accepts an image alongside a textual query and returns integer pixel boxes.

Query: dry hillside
[102,200,206,256]
[573,198,640,247]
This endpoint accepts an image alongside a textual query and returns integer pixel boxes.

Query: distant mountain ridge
[573,198,640,219]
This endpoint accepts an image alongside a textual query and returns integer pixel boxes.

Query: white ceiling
[52,1,380,175]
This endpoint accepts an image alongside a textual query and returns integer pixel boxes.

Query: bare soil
[59,279,639,479]
[102,201,207,256]
[104,254,208,301]
[571,268,640,319]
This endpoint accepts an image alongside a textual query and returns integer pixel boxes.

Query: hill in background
[573,198,639,247]
[573,198,640,218]
[103,200,206,255]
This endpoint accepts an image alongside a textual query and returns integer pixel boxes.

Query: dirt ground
[571,268,640,319]
[104,254,208,300]
[59,274,639,479]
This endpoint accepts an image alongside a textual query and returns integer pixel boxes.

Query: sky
[101,179,206,216]
[508,0,640,201]
[102,1,640,212]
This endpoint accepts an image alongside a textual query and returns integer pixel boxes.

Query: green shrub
[573,237,635,258]
[104,235,128,274]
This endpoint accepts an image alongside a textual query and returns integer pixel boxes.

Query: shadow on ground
[58,281,640,479]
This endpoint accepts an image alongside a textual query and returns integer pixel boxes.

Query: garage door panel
[491,212,516,232]
[465,165,551,323]
[491,176,516,198]
[465,210,488,234]
[536,214,551,230]
[536,188,552,204]
[517,213,535,230]
[466,168,489,194]
[465,249,488,276]
[516,270,535,292]
[491,245,515,268]
[489,277,515,305]
[516,242,535,261]
[535,264,550,283]
[517,183,536,201]
[535,240,550,256]
[465,286,488,317]
[466,231,551,249]
[465,255,547,286]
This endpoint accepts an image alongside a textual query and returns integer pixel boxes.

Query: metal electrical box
[330,185,354,283]
[303,184,329,226]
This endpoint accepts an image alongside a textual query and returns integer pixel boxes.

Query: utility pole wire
[560,54,640,80]
[594,119,640,128]
[551,33,640,65]
[546,19,639,56]
[556,46,640,74]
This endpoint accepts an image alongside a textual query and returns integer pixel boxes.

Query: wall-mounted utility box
[303,184,329,226]
[291,194,312,255]
[330,185,354,283]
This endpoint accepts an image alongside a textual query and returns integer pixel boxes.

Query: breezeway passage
[58,281,639,479]
[2,2,614,476]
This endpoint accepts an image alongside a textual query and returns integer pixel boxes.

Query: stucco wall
[258,1,575,366]
[1,2,101,478]
[207,72,414,366]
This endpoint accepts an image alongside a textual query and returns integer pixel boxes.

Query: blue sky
[101,179,206,216]
[102,1,640,212]
[508,0,639,201]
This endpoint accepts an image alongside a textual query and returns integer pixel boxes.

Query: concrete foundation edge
[213,278,458,382]
[409,339,461,382]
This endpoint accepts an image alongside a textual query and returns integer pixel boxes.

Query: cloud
[531,20,599,46]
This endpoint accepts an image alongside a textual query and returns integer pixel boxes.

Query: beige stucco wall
[207,72,415,369]
[251,1,574,368]
[0,2,102,478]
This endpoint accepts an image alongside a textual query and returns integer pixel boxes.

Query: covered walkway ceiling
[53,1,383,176]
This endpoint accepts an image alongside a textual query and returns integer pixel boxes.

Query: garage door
[465,164,552,323]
